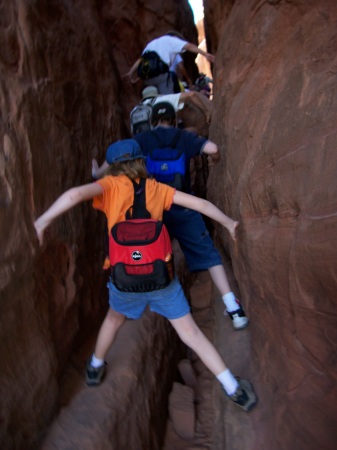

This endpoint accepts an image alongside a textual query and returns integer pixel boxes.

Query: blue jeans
[163,205,222,272]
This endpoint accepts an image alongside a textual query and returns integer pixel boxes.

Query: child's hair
[105,158,147,180]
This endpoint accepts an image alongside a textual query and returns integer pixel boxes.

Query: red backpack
[109,178,174,292]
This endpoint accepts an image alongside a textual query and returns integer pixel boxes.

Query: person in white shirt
[170,54,192,91]
[124,32,214,94]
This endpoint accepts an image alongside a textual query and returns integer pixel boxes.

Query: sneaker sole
[86,380,103,386]
[232,319,249,330]
[85,363,106,386]
[224,379,258,412]
[86,374,105,386]
[236,380,258,412]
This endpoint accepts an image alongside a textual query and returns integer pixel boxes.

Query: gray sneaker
[225,378,257,412]
[86,359,106,386]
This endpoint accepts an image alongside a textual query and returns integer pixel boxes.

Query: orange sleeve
[154,180,175,210]
[145,178,175,219]
[92,176,130,232]
[162,186,175,211]
[92,177,112,213]
[142,178,175,220]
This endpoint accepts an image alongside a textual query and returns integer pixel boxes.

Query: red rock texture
[2,0,337,449]
[40,312,184,449]
[0,1,202,449]
[168,382,195,441]
[203,0,235,54]
[0,1,123,448]
[207,1,337,449]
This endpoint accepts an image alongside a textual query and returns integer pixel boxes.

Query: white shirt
[143,35,187,67]
[170,54,183,72]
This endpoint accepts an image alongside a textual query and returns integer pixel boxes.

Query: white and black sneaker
[86,359,107,386]
[225,378,257,412]
[227,305,249,330]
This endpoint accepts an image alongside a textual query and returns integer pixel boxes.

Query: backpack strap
[151,128,182,149]
[141,97,156,106]
[125,178,151,219]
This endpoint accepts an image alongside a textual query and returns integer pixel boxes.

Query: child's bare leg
[208,264,231,295]
[208,264,249,330]
[94,307,126,360]
[169,313,257,410]
[86,308,126,386]
[169,313,227,375]
[169,313,241,396]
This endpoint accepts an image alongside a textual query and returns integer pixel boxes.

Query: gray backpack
[130,98,155,136]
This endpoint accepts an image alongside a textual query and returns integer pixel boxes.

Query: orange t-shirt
[92,175,175,232]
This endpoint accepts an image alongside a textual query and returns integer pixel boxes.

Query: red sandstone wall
[207,1,337,449]
[2,0,337,448]
[203,0,235,54]
[0,2,123,447]
[0,1,197,448]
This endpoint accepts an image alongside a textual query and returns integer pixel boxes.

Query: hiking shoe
[86,359,106,386]
[225,378,257,412]
[227,305,249,330]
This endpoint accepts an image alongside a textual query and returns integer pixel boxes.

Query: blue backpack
[146,130,186,191]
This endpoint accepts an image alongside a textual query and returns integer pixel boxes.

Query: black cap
[151,102,176,124]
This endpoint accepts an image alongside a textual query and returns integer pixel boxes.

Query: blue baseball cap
[106,139,146,164]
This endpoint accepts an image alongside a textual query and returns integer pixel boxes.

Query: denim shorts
[107,275,190,320]
[163,205,222,272]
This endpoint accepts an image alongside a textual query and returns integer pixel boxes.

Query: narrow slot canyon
[1,1,337,450]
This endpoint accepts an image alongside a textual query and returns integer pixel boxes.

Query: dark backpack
[137,51,169,80]
[130,98,155,136]
[109,178,174,292]
[146,130,186,191]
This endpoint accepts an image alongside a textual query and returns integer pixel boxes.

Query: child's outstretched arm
[172,191,238,241]
[34,183,102,245]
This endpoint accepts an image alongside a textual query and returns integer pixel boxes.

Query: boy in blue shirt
[92,103,249,330]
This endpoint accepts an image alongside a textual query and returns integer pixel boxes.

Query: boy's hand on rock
[34,219,45,246]
[229,221,239,242]
[92,159,99,179]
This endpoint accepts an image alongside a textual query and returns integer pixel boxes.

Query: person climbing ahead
[92,104,249,330]
[34,139,257,412]
[124,31,215,94]
[140,85,212,125]
[170,54,192,85]
[170,53,192,92]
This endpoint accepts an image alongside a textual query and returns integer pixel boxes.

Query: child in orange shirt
[34,139,257,412]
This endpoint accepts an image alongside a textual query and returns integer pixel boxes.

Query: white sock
[90,354,105,368]
[216,369,239,395]
[222,292,239,312]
